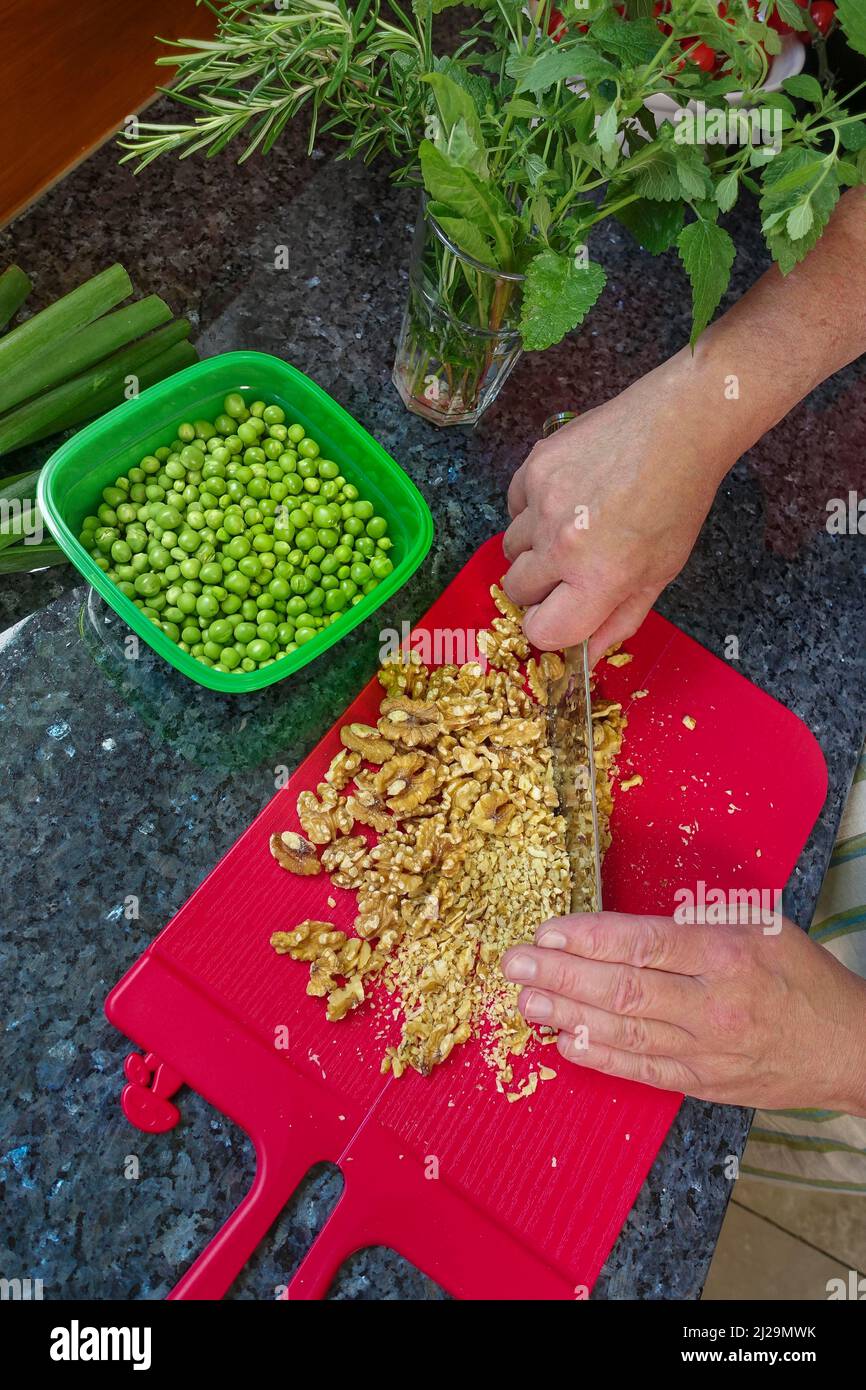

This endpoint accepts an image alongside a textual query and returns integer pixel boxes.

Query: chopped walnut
[606,652,634,668]
[682,714,697,731]
[269,831,322,876]
[269,575,628,1088]
[321,835,368,887]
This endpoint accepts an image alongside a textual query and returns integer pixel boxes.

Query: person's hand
[502,359,735,663]
[501,911,866,1114]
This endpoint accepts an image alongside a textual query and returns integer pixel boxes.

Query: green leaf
[782,74,824,105]
[677,219,735,347]
[840,120,866,152]
[775,0,809,29]
[590,11,662,65]
[596,103,620,154]
[435,57,495,117]
[675,145,713,201]
[715,172,740,213]
[624,147,683,201]
[530,192,552,238]
[445,116,488,178]
[760,147,825,203]
[520,251,607,352]
[424,71,484,146]
[836,158,862,187]
[763,152,841,273]
[837,0,866,57]
[430,214,496,267]
[615,198,684,254]
[786,201,814,239]
[419,141,512,263]
[505,97,542,121]
[506,42,617,96]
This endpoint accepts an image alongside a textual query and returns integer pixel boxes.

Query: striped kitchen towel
[742,743,866,1192]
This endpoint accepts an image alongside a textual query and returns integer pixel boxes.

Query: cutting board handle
[169,1135,314,1301]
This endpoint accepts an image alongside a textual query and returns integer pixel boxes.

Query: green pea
[196,594,220,620]
[370,555,393,580]
[134,572,162,598]
[224,571,250,598]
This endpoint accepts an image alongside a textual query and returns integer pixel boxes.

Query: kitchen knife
[541,410,602,913]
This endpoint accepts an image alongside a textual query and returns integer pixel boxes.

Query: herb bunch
[124,0,866,350]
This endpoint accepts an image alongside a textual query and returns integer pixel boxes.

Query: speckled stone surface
[1,97,864,1302]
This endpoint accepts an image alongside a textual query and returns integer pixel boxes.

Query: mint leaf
[763,151,841,273]
[520,252,607,351]
[677,219,735,346]
[626,148,683,201]
[775,0,809,29]
[840,120,866,152]
[596,103,620,155]
[782,74,824,105]
[837,0,866,57]
[615,198,684,253]
[786,201,814,239]
[675,145,713,201]
[715,172,740,213]
[506,42,617,95]
[590,12,662,65]
[760,148,841,264]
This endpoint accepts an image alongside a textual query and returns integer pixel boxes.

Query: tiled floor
[703,1177,866,1301]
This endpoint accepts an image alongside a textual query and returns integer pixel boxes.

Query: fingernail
[504,951,537,982]
[524,991,553,1021]
[538,929,566,950]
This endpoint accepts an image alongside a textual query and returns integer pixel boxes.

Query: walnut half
[377,696,442,748]
[269,831,322,876]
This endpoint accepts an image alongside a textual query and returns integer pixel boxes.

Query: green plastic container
[38,351,434,693]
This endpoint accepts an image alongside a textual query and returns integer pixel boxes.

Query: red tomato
[680,38,718,71]
[547,6,567,40]
[809,1,836,35]
[654,2,673,35]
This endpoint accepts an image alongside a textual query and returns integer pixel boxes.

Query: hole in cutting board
[226,1162,344,1300]
[325,1248,449,1301]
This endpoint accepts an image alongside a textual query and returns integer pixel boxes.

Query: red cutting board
[105,534,827,1301]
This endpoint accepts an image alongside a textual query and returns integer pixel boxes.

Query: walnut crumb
[606,652,633,668]
[620,774,643,791]
[682,715,697,731]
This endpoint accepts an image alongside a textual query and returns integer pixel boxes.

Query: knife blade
[547,639,602,914]
[540,409,601,914]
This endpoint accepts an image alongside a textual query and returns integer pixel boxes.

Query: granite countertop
[1,97,864,1302]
